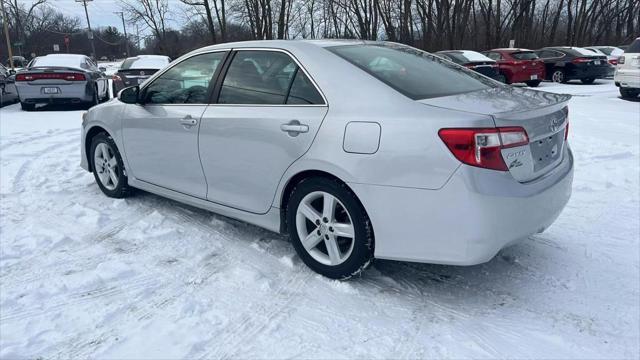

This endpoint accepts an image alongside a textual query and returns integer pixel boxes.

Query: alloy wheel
[295,191,355,266]
[93,142,119,190]
[552,70,564,83]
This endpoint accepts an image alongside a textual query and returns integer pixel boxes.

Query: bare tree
[120,0,171,54]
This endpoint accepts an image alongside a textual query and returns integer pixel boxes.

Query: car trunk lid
[419,86,571,182]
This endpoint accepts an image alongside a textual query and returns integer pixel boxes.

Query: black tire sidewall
[287,177,373,279]
[90,133,129,198]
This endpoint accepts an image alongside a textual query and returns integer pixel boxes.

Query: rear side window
[511,52,538,60]
[484,52,502,61]
[218,50,324,105]
[329,44,497,100]
[626,39,640,53]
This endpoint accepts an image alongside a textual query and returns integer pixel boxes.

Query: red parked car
[482,48,546,87]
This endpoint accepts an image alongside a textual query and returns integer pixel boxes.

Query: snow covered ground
[0,80,638,358]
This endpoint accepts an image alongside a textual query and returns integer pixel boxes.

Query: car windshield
[31,56,86,69]
[329,44,497,100]
[511,51,539,60]
[121,56,170,70]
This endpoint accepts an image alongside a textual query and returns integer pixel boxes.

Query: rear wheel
[619,88,640,99]
[551,69,567,83]
[581,78,595,84]
[20,102,35,111]
[85,86,100,110]
[90,132,131,198]
[287,177,374,279]
[525,80,541,87]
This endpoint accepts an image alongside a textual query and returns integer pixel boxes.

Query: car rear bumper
[614,70,640,89]
[510,69,545,83]
[16,82,93,103]
[566,66,609,80]
[350,146,574,265]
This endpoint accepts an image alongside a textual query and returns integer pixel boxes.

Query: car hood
[416,86,571,116]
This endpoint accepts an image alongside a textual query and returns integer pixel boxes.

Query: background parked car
[5,56,28,69]
[614,37,640,99]
[535,47,609,84]
[435,50,503,81]
[112,55,171,92]
[584,46,623,77]
[15,54,109,111]
[0,63,19,106]
[483,48,545,87]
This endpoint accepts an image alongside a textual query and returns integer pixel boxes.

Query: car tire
[551,69,567,83]
[619,88,639,99]
[581,78,596,84]
[90,132,131,198]
[20,102,35,111]
[287,177,374,279]
[526,80,542,87]
[85,86,100,110]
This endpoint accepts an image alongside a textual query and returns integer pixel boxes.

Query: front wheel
[287,177,374,279]
[525,80,541,87]
[581,78,595,84]
[90,132,131,198]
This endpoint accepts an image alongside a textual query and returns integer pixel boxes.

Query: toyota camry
[80,40,573,279]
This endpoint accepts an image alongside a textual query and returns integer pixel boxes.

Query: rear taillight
[572,57,592,64]
[608,59,618,66]
[438,127,529,171]
[464,64,476,69]
[112,75,122,81]
[15,73,86,81]
[618,56,625,64]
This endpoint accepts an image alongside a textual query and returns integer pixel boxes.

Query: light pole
[115,11,129,57]
[0,0,14,69]
[76,0,97,59]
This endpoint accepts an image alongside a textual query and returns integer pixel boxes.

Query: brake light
[438,127,529,171]
[112,75,122,81]
[14,73,86,81]
[464,64,476,69]
[572,57,592,64]
[608,59,617,66]
[618,56,625,64]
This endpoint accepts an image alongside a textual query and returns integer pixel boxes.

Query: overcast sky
[22,0,186,33]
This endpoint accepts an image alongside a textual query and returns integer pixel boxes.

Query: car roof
[192,39,377,53]
[490,48,534,52]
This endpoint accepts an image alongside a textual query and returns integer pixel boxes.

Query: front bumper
[350,146,574,265]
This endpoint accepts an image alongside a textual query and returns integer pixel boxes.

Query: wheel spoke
[302,232,323,251]
[100,144,109,160]
[107,156,118,169]
[108,170,119,186]
[332,222,354,238]
[98,170,110,185]
[299,201,321,223]
[325,236,341,265]
[322,193,337,222]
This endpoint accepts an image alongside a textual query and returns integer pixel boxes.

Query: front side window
[219,50,323,105]
[329,44,497,100]
[142,52,225,104]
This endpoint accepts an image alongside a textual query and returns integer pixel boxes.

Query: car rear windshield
[121,57,169,70]
[31,56,86,69]
[626,39,640,53]
[511,51,538,60]
[328,44,497,100]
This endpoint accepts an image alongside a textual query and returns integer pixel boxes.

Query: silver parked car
[81,40,574,279]
[15,54,109,111]
[0,63,19,106]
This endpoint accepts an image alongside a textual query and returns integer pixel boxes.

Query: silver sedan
[80,40,573,279]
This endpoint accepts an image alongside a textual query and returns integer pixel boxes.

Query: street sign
[53,44,60,52]
[13,41,22,46]
[87,31,93,40]
[509,39,515,48]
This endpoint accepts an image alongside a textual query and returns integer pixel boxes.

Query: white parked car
[614,38,640,99]
[80,40,573,279]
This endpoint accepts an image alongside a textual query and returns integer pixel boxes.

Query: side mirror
[99,66,107,72]
[118,86,140,104]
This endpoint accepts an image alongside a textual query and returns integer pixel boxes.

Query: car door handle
[280,120,309,136]
[180,116,198,127]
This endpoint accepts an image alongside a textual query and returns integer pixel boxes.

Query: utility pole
[76,0,97,59]
[114,11,129,57]
[136,24,140,51]
[0,0,14,69]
